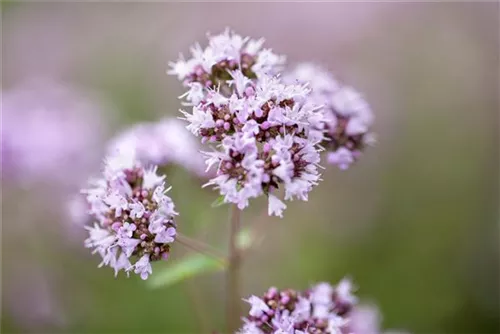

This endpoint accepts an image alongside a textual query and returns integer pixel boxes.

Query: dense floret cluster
[83,149,177,279]
[169,30,326,217]
[168,28,285,105]
[285,63,375,170]
[238,279,357,334]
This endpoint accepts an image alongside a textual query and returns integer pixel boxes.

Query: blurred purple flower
[107,117,209,179]
[284,63,376,170]
[349,305,410,334]
[1,79,108,187]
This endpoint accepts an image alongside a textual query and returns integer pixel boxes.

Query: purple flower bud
[245,86,255,97]
[352,150,361,158]
[111,222,122,231]
[280,295,290,304]
[271,155,280,165]
[195,66,204,76]
[224,122,231,131]
[260,121,271,130]
[254,108,263,118]
[263,143,271,153]
[216,119,224,127]
[268,287,278,297]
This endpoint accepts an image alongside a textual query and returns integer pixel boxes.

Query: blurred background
[1,2,498,333]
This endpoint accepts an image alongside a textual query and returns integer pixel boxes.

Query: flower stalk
[227,204,242,333]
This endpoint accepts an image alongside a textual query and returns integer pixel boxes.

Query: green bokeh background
[1,2,498,333]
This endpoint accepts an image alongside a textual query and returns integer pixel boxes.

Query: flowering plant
[77,28,401,334]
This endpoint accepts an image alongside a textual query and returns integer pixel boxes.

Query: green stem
[226,204,242,333]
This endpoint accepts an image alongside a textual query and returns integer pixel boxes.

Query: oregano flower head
[238,279,357,334]
[82,148,177,279]
[169,30,326,218]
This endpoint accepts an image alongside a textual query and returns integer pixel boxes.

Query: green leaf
[148,254,226,289]
[210,195,226,208]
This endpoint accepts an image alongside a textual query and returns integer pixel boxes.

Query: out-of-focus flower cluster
[238,279,403,334]
[348,305,406,334]
[284,63,375,170]
[82,149,177,280]
[107,117,208,178]
[1,80,107,186]
[169,29,326,218]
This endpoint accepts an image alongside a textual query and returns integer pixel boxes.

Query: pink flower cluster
[168,28,285,105]
[82,148,177,279]
[238,279,407,334]
[285,63,375,170]
[169,30,325,218]
[238,279,358,334]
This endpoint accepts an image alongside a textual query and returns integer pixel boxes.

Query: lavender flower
[82,148,177,280]
[107,117,208,178]
[238,279,357,334]
[168,28,285,105]
[284,63,375,170]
